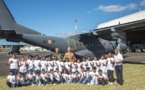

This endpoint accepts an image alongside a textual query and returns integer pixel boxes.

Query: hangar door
[126,30,145,45]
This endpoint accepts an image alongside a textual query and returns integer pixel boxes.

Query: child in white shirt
[26,55,34,72]
[93,56,100,72]
[26,69,35,86]
[16,72,25,87]
[81,57,88,71]
[99,55,107,74]
[98,70,108,86]
[76,59,82,73]
[40,56,47,72]
[89,67,99,85]
[70,60,77,75]
[64,58,71,71]
[35,72,42,86]
[47,57,53,73]
[33,55,41,74]
[6,71,16,88]
[19,56,27,80]
[40,69,48,85]
[72,70,80,83]
[106,52,115,84]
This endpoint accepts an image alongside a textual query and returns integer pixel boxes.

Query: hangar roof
[97,10,145,29]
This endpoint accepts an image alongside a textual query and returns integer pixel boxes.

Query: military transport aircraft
[0,0,131,57]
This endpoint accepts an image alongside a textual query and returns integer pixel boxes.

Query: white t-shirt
[36,75,41,80]
[99,59,107,67]
[93,60,100,67]
[98,74,108,79]
[53,60,59,70]
[19,61,27,73]
[57,61,64,72]
[71,63,77,72]
[62,73,68,80]
[27,73,35,79]
[7,75,15,84]
[73,74,80,78]
[54,72,61,81]
[26,59,34,70]
[17,76,24,82]
[106,57,115,70]
[80,71,86,77]
[47,61,53,71]
[89,71,98,77]
[76,63,82,72]
[33,60,41,70]
[40,60,47,70]
[114,53,123,66]
[87,61,93,70]
[9,58,19,69]
[81,62,87,70]
[67,74,73,80]
[40,73,47,81]
[64,62,71,71]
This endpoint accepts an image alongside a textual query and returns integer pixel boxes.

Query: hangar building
[97,10,145,45]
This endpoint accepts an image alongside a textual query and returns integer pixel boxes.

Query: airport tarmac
[0,51,145,76]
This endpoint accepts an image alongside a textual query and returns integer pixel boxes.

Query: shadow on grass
[124,61,145,65]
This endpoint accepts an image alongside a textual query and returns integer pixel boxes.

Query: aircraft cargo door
[67,39,76,50]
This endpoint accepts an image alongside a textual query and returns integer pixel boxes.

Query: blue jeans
[16,81,25,87]
[26,78,35,85]
[72,78,80,83]
[60,77,65,83]
[21,72,27,80]
[78,77,86,83]
[6,82,15,88]
[10,69,18,76]
[83,76,91,84]
[36,79,41,85]
[115,65,123,85]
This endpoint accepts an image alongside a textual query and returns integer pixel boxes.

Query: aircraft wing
[0,30,16,39]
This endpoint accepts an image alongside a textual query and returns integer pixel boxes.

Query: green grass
[0,63,145,90]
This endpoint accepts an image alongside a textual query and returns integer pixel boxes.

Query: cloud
[140,0,145,9]
[96,3,137,12]
[55,32,74,37]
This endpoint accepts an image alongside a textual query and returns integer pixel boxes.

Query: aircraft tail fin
[0,0,16,30]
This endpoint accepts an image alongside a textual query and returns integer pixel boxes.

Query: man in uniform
[52,48,62,59]
[114,49,124,85]
[63,47,76,62]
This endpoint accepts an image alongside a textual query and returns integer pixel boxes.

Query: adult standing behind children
[52,48,63,59]
[114,49,124,85]
[7,54,19,76]
[63,47,76,62]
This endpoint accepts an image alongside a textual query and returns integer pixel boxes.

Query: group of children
[6,52,115,88]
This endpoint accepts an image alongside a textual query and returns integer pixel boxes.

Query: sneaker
[41,84,43,86]
[31,84,34,86]
[109,82,111,84]
[38,84,41,86]
[87,83,90,85]
[53,83,56,85]
[110,82,113,85]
